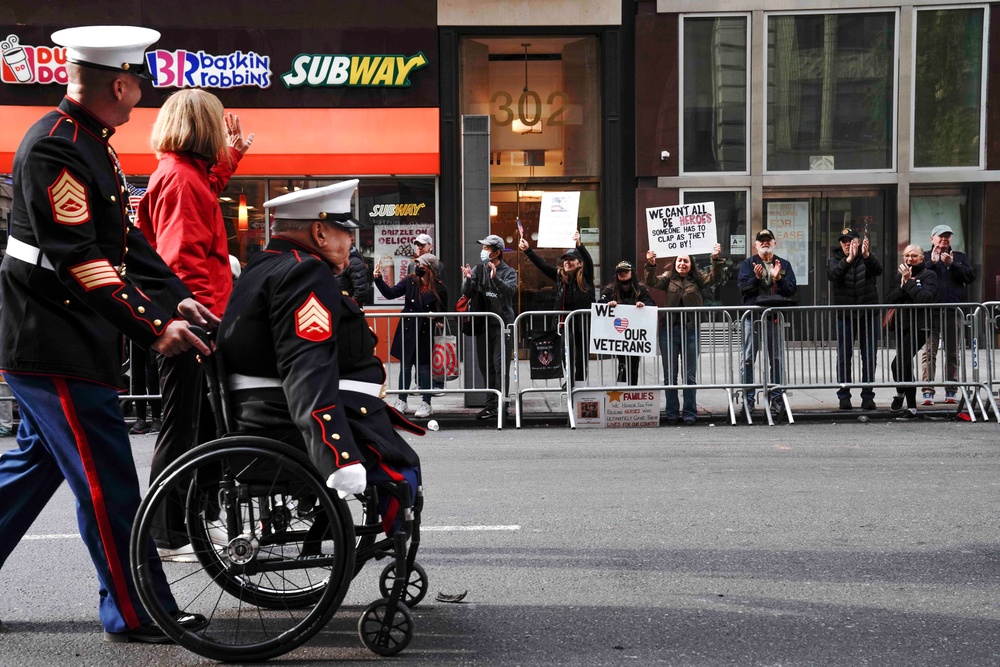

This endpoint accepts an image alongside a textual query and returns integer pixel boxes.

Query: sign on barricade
[589,303,657,357]
[574,389,660,428]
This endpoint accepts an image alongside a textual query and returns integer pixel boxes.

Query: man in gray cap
[461,234,517,420]
[0,25,214,643]
[920,224,976,405]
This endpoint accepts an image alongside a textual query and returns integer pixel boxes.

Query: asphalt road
[1,420,999,666]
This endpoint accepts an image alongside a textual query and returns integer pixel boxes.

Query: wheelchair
[129,333,426,662]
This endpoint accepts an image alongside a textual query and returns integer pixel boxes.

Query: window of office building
[912,7,985,168]
[682,16,749,173]
[766,12,896,172]
[680,189,747,305]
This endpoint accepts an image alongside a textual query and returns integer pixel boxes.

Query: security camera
[660,150,670,160]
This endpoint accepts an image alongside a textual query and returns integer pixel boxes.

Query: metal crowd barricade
[762,303,999,423]
[977,301,1000,419]
[557,306,763,428]
[365,310,509,429]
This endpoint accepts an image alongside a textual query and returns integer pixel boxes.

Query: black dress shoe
[894,408,919,420]
[476,407,498,420]
[839,397,853,410]
[103,611,208,644]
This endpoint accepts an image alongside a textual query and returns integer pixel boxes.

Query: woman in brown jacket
[644,244,724,424]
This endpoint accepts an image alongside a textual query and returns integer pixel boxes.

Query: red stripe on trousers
[54,377,140,628]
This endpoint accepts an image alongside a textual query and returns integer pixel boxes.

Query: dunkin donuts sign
[1,33,271,89]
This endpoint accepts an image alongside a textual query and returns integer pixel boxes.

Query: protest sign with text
[589,303,658,358]
[537,192,581,248]
[645,201,717,256]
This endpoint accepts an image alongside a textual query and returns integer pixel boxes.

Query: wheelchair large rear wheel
[131,438,355,662]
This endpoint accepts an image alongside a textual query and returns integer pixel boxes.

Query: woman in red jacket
[136,89,253,560]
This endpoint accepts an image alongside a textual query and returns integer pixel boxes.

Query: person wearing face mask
[737,230,797,418]
[374,253,447,419]
[461,235,517,420]
[519,230,596,384]
[646,244,724,424]
[600,261,655,385]
[886,245,938,419]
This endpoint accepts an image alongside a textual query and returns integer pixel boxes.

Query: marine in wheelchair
[129,180,427,661]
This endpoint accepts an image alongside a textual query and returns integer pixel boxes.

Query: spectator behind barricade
[217,179,422,508]
[519,230,595,384]
[886,245,938,419]
[462,235,517,421]
[135,88,253,561]
[600,261,655,386]
[128,341,162,434]
[919,224,976,406]
[737,230,797,419]
[340,244,370,305]
[374,253,447,419]
[407,234,445,393]
[0,25,215,643]
[646,243,724,425]
[827,228,882,411]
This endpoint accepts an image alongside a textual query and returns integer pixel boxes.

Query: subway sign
[281,52,427,88]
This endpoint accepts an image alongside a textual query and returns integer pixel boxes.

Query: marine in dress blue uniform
[218,181,421,526]
[0,26,213,642]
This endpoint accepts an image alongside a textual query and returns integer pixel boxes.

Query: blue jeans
[836,313,879,401]
[398,346,432,404]
[741,315,783,405]
[659,326,698,421]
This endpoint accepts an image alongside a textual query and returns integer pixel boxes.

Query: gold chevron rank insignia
[295,293,332,342]
[48,169,90,225]
[70,259,124,291]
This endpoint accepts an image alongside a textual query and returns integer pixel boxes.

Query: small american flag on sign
[614,317,629,333]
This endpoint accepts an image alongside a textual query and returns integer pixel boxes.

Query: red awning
[0,106,440,176]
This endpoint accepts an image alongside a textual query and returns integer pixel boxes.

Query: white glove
[327,464,367,499]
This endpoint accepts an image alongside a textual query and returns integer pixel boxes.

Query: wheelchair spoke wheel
[358,598,413,656]
[131,438,355,662]
[378,561,428,607]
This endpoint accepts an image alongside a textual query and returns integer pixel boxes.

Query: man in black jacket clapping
[827,228,882,411]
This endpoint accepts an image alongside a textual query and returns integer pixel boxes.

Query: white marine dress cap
[51,25,160,80]
[264,179,361,229]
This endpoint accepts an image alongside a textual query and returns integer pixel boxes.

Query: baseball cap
[414,233,433,247]
[560,249,583,262]
[930,224,954,237]
[615,261,633,272]
[838,228,860,242]
[415,253,439,273]
[477,234,504,251]
[52,26,160,81]
[756,229,775,242]
[263,179,360,229]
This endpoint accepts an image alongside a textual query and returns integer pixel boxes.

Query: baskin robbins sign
[1,32,271,89]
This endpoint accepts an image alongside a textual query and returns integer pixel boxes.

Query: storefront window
[913,8,985,168]
[682,16,749,173]
[766,12,895,172]
[460,35,602,311]
[910,189,969,252]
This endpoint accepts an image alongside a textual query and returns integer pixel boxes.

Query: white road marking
[25,525,521,540]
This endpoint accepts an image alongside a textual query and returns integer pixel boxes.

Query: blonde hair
[150,89,229,166]
[903,244,924,256]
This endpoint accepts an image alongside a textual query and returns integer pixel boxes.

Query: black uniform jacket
[218,236,421,482]
[0,97,191,387]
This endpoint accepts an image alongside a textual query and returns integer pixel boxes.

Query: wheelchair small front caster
[378,561,428,607]
[358,598,413,656]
